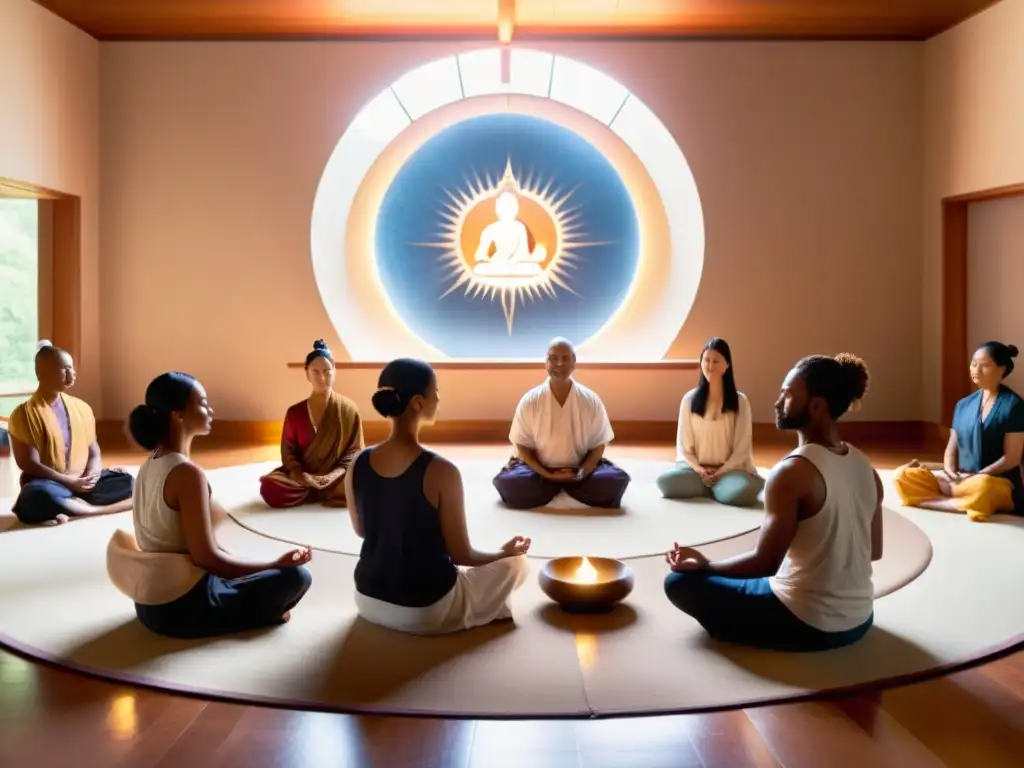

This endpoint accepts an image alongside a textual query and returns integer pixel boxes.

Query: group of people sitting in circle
[256,336,765,516]
[3,335,1021,653]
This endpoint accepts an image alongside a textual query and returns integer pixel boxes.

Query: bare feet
[42,514,70,526]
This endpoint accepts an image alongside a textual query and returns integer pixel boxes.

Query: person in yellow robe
[7,342,134,525]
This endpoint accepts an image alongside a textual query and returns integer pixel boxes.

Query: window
[0,198,38,417]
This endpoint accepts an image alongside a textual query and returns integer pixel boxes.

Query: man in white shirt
[493,338,631,509]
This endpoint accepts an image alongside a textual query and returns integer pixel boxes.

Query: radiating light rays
[412,159,609,334]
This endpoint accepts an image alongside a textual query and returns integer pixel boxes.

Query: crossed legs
[664,571,872,652]
[13,469,135,525]
[493,458,631,509]
[892,462,1014,522]
[656,465,764,507]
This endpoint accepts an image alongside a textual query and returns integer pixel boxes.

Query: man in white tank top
[664,354,885,652]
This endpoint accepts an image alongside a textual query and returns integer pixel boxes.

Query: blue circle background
[373,113,640,358]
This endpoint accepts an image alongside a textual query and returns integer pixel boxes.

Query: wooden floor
[2,437,1023,767]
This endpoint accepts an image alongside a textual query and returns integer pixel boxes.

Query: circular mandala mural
[310,49,705,362]
[374,114,640,358]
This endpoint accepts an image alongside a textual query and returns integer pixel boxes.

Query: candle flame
[575,556,599,584]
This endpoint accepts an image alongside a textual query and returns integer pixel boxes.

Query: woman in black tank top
[351,447,456,607]
[344,359,532,634]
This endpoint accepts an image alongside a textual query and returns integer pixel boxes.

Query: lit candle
[575,556,599,584]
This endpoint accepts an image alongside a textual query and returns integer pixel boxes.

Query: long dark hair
[691,337,739,417]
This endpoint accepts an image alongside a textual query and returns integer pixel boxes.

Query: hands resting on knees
[500,535,532,557]
[275,546,313,568]
[666,542,709,573]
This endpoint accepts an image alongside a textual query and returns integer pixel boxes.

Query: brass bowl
[538,556,635,613]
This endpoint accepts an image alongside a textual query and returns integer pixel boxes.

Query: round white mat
[2,485,1019,720]
[216,458,767,559]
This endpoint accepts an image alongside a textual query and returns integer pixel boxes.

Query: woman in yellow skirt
[893,341,1024,521]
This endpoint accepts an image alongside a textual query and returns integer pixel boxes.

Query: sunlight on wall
[311,48,705,362]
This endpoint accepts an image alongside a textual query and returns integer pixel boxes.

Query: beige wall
[967,196,1024,387]
[923,0,1024,421]
[99,41,923,424]
[0,0,101,405]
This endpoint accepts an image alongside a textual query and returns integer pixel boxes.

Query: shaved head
[547,337,575,357]
[34,341,75,393]
[545,337,576,381]
[35,341,67,364]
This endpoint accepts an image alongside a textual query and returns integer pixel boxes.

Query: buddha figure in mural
[472,164,547,278]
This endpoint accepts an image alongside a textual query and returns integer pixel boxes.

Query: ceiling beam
[29,0,1002,42]
[498,0,515,44]
[498,0,514,84]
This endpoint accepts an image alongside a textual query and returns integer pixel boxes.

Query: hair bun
[128,404,163,450]
[833,352,870,404]
[36,339,53,351]
[313,339,328,351]
[1009,344,1019,358]
[371,387,405,418]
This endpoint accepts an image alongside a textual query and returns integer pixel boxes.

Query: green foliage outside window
[0,199,39,405]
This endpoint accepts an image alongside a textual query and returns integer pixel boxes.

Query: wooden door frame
[0,178,81,397]
[941,182,1024,426]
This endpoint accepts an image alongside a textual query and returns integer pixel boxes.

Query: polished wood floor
[2,437,1023,767]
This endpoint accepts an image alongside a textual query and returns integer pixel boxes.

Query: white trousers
[354,555,529,635]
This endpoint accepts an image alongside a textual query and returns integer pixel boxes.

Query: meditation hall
[3,0,1024,764]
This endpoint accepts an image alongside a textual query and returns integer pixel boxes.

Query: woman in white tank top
[108,372,314,639]
[664,354,884,652]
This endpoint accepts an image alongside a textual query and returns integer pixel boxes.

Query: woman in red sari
[259,340,365,508]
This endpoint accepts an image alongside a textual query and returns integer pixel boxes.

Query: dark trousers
[492,457,631,509]
[135,566,313,639]
[664,571,873,652]
[13,469,134,524]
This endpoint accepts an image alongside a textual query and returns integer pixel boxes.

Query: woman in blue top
[344,358,532,635]
[894,341,1024,521]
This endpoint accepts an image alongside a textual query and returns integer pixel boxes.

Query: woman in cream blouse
[657,338,764,507]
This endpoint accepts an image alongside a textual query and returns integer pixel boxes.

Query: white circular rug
[215,458,767,559]
[1,478,1020,720]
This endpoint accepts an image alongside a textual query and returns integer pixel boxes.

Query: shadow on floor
[536,603,639,634]
[63,619,223,669]
[316,616,515,704]
[707,626,943,691]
